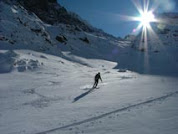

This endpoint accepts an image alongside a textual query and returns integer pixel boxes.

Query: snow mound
[0,50,18,73]
[14,59,42,72]
[0,50,43,73]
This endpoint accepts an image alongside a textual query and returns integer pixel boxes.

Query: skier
[93,72,102,88]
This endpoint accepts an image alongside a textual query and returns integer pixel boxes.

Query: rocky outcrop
[56,35,67,44]
[48,0,57,3]
[79,37,90,44]
[17,0,94,32]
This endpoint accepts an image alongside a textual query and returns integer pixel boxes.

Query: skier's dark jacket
[95,73,102,81]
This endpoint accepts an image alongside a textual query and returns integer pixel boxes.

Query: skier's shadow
[73,88,94,103]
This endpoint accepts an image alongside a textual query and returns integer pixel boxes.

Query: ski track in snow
[35,91,178,134]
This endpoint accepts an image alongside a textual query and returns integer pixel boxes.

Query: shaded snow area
[0,50,17,73]
[0,50,178,134]
[0,50,42,73]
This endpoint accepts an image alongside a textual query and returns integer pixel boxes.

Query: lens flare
[118,0,162,72]
[120,0,160,50]
[139,11,155,27]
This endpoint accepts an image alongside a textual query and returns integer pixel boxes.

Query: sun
[133,9,156,29]
[120,0,160,50]
[139,11,155,28]
[122,0,158,33]
[119,0,161,69]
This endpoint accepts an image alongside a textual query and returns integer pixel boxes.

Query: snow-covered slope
[0,1,61,56]
[0,50,178,134]
[0,1,178,134]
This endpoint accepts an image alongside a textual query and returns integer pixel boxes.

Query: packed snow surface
[0,50,178,134]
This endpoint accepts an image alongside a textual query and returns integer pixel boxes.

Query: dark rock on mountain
[3,0,120,39]
[17,0,94,32]
[48,0,57,3]
[56,35,67,43]
[79,37,90,44]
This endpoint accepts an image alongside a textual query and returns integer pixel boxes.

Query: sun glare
[139,11,155,27]
[121,0,159,33]
[121,0,160,45]
[121,0,161,52]
[120,0,162,71]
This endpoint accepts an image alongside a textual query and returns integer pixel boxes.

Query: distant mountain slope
[0,0,121,53]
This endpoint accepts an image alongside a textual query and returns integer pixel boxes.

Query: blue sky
[58,0,178,38]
